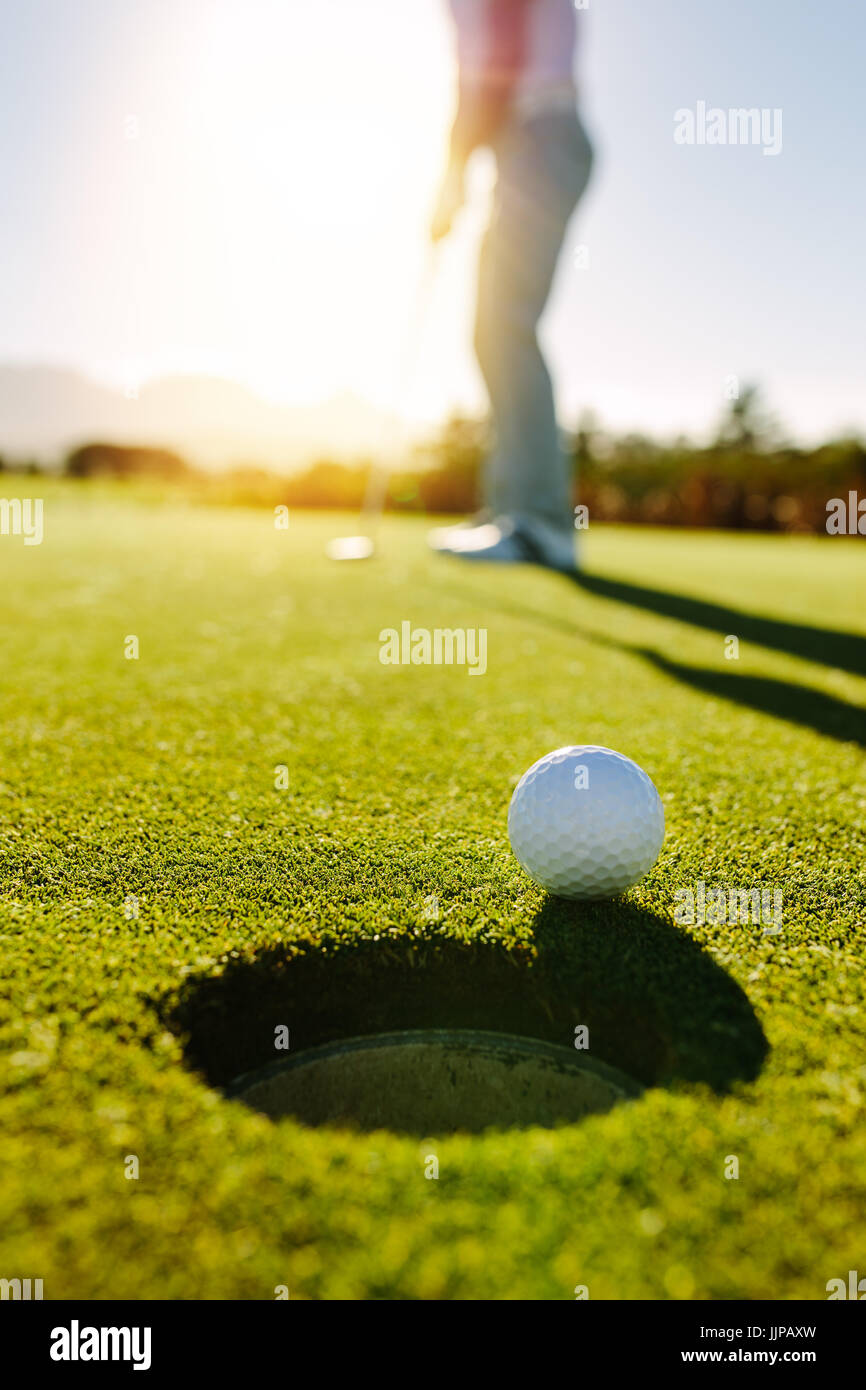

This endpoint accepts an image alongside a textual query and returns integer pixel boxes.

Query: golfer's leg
[475,113,593,563]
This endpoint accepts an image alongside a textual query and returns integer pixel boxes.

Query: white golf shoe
[430,514,577,573]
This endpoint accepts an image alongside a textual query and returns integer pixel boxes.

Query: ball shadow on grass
[160,899,768,1132]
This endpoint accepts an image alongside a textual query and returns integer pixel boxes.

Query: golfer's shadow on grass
[164,901,767,1134]
[575,572,866,680]
[441,576,866,748]
[640,648,865,747]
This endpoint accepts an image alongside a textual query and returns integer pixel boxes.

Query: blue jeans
[475,109,594,542]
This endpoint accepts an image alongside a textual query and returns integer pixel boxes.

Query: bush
[65,443,189,479]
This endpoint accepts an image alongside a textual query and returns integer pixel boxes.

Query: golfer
[429,0,593,572]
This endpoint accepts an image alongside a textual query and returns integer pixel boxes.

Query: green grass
[1,481,864,1300]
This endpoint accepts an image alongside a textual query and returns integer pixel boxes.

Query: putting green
[0,482,863,1299]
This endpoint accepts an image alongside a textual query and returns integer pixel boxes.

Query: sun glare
[120,0,470,419]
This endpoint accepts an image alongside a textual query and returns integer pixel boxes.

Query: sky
[1,0,864,444]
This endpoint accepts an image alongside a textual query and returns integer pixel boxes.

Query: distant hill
[0,365,404,471]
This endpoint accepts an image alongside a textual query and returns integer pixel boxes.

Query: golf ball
[508,745,665,900]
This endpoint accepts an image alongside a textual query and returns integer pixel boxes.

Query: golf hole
[166,925,768,1133]
[226,1029,643,1134]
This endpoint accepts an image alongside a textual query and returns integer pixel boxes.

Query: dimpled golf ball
[508,745,665,900]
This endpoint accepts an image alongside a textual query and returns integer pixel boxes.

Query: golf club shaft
[359,245,440,529]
